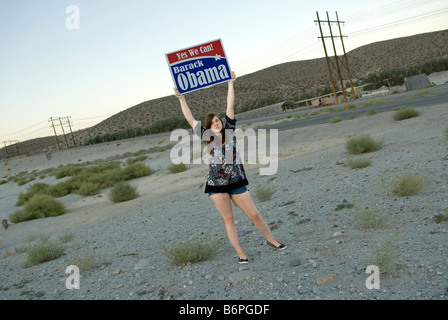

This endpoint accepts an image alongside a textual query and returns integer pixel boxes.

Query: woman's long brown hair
[203,113,225,151]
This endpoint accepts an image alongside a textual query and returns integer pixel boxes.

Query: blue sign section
[170,57,231,94]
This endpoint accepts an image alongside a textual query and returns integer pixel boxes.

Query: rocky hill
[2,29,447,158]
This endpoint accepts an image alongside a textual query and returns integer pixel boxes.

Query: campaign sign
[166,39,231,94]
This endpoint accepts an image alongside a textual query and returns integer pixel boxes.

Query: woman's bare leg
[230,191,282,247]
[210,193,247,260]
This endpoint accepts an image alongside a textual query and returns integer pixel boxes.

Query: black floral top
[193,116,249,193]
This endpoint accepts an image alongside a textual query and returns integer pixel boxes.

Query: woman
[174,71,286,264]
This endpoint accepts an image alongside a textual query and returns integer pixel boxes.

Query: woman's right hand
[174,87,184,100]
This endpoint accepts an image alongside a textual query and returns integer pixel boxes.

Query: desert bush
[109,182,138,203]
[24,237,66,267]
[345,135,382,154]
[16,183,51,206]
[369,238,398,275]
[391,173,426,196]
[61,178,83,193]
[341,104,357,110]
[14,161,153,213]
[47,182,70,198]
[63,162,150,194]
[121,163,153,180]
[83,168,124,189]
[351,205,389,229]
[393,107,420,121]
[346,157,372,169]
[168,163,187,173]
[58,232,75,243]
[17,178,29,186]
[126,155,148,165]
[53,162,121,191]
[330,116,343,123]
[84,161,121,175]
[52,164,82,179]
[161,235,222,266]
[66,248,111,272]
[10,195,66,223]
[10,208,42,223]
[255,185,274,202]
[77,182,101,196]
[23,194,66,218]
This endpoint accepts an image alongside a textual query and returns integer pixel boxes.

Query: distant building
[404,74,430,91]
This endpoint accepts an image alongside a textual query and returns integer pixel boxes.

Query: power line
[1,112,112,144]
[1,120,47,136]
[64,116,76,147]
[234,0,447,75]
[11,125,49,140]
[75,113,114,121]
[48,117,60,150]
[348,8,448,38]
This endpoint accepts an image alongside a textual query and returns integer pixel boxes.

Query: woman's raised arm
[174,88,196,128]
[226,71,236,119]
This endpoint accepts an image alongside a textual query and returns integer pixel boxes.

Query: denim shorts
[208,186,248,197]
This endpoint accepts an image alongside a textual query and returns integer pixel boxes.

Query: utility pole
[58,117,69,148]
[49,117,60,150]
[315,11,357,103]
[49,116,76,150]
[64,116,77,147]
[315,11,339,104]
[326,11,347,103]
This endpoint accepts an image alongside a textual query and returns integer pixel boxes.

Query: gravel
[0,102,447,301]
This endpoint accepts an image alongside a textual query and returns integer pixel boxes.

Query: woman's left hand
[229,71,236,83]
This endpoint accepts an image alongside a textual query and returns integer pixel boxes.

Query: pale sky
[1,0,447,142]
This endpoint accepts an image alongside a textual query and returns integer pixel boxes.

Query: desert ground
[0,83,447,302]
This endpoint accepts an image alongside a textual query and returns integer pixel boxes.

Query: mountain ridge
[2,29,447,158]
